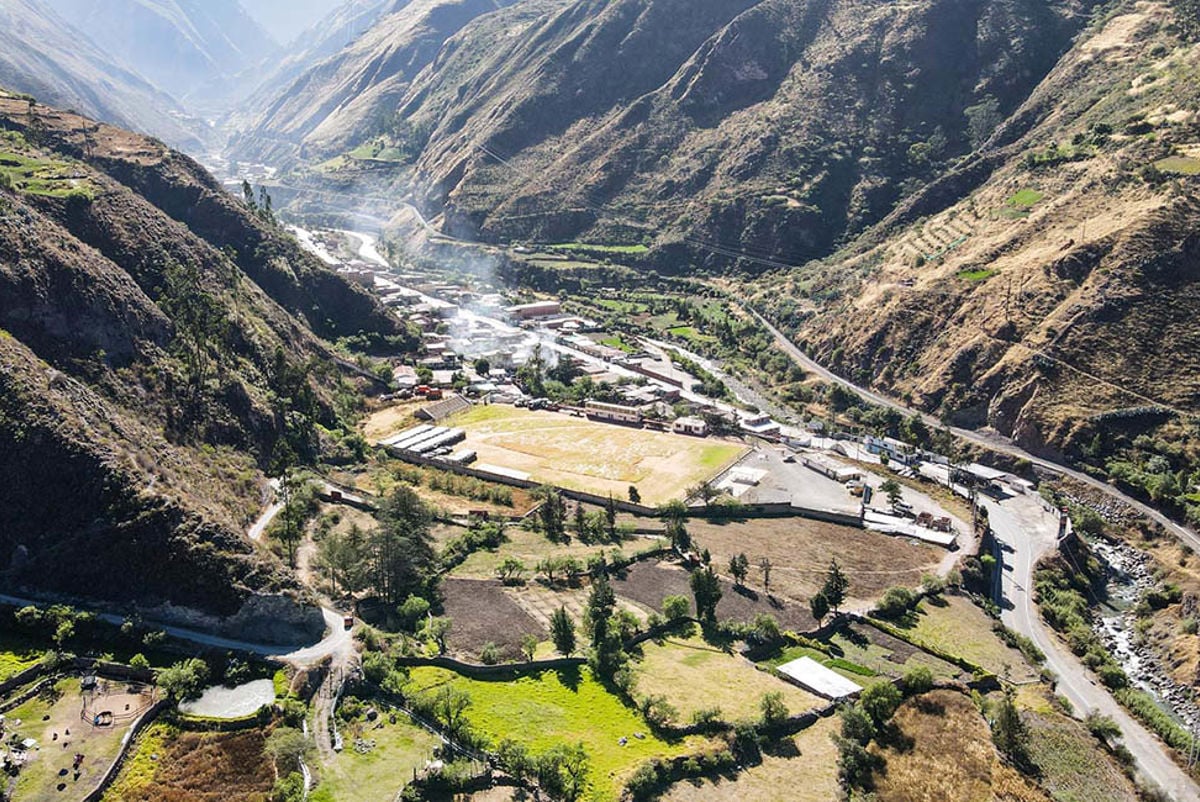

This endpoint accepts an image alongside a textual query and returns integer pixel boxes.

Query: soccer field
[445,405,748,505]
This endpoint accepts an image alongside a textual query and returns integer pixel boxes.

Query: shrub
[874,586,916,620]
[480,642,500,665]
[902,665,934,695]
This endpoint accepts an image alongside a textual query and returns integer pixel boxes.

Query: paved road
[987,496,1200,801]
[749,309,1200,554]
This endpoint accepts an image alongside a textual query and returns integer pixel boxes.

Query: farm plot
[661,715,840,802]
[686,517,943,606]
[612,561,816,630]
[440,578,545,660]
[102,722,275,801]
[319,713,441,802]
[897,595,1039,681]
[449,524,616,581]
[759,620,964,683]
[406,665,700,801]
[633,636,824,723]
[446,406,748,505]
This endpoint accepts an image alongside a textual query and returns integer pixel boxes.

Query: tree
[157,658,210,701]
[573,501,587,539]
[688,479,720,507]
[880,478,903,507]
[550,606,576,656]
[991,684,1031,765]
[875,586,916,620]
[751,613,781,643]
[521,634,538,662]
[662,595,690,621]
[584,576,617,647]
[275,470,314,566]
[496,556,527,583]
[265,727,311,773]
[535,485,567,542]
[432,686,472,735]
[810,592,830,628]
[729,553,749,586]
[822,559,850,613]
[628,485,641,503]
[759,556,773,593]
[860,682,902,727]
[690,566,722,622]
[397,595,431,631]
[316,524,368,596]
[605,494,618,541]
[903,665,934,695]
[129,653,151,672]
[53,619,75,651]
[158,258,223,394]
[760,691,789,728]
[425,617,452,654]
[473,357,491,376]
[369,486,436,605]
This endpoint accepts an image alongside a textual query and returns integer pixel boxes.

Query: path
[247,478,282,542]
[988,494,1200,800]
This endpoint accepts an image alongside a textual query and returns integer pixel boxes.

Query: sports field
[445,405,748,505]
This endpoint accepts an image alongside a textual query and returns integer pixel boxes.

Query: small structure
[864,435,917,466]
[415,394,472,422]
[739,413,781,436]
[776,657,862,700]
[585,400,643,425]
[672,416,709,437]
[802,454,862,484]
[506,300,562,320]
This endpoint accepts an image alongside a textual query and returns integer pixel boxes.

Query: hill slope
[0,92,411,641]
[753,1,1200,518]
[0,0,204,150]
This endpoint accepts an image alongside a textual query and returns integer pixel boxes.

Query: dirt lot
[612,560,816,630]
[687,517,943,606]
[441,578,545,660]
[105,723,275,801]
[361,401,426,442]
[446,405,748,504]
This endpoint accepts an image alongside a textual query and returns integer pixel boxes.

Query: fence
[80,699,170,802]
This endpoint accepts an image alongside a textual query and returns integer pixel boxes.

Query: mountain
[751,0,1200,509]
[42,0,277,113]
[227,0,519,165]
[230,0,1096,264]
[0,0,204,150]
[241,0,347,44]
[0,90,413,641]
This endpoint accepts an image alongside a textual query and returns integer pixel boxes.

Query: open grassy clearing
[446,405,747,505]
[661,714,841,802]
[1007,188,1045,208]
[450,523,627,579]
[0,149,94,198]
[8,678,144,802]
[870,690,1050,802]
[632,636,824,723]
[0,631,45,681]
[406,665,700,801]
[956,267,999,282]
[1025,711,1138,802]
[1155,155,1200,174]
[319,714,441,802]
[894,595,1038,681]
[759,620,962,684]
[103,722,274,801]
[686,517,943,606]
[547,243,649,254]
[440,578,545,660]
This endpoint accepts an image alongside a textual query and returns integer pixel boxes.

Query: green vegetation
[0,149,95,199]
[0,630,45,680]
[547,243,650,255]
[406,665,695,800]
[1155,155,1200,175]
[956,267,998,282]
[1006,188,1045,208]
[320,715,440,802]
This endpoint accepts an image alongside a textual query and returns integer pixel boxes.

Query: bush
[480,642,500,665]
[902,665,934,695]
[874,586,916,619]
[662,595,690,621]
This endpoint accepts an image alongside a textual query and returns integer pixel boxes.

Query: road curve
[748,309,1200,554]
[987,497,1200,801]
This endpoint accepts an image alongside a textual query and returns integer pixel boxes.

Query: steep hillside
[0,0,203,150]
[754,1,1200,519]
[227,0,517,165]
[0,92,412,641]
[43,0,276,112]
[233,0,1096,267]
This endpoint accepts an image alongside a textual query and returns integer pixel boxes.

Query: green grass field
[1006,188,1045,208]
[407,666,698,800]
[0,151,94,198]
[320,714,440,802]
[896,595,1038,681]
[956,267,998,282]
[548,243,650,255]
[447,405,747,505]
[0,631,45,681]
[1156,155,1200,175]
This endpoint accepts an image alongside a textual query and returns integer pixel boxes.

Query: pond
[179,678,274,719]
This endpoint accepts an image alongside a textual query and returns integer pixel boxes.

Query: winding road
[749,307,1200,799]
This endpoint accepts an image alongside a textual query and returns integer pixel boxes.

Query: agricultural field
[895,595,1039,681]
[445,405,748,505]
[870,690,1050,802]
[759,620,963,684]
[0,148,94,198]
[449,522,626,580]
[319,713,441,802]
[661,714,841,802]
[0,631,44,681]
[102,722,275,801]
[632,636,824,723]
[7,677,147,802]
[1025,711,1138,802]
[686,517,943,606]
[406,665,700,801]
[440,578,545,661]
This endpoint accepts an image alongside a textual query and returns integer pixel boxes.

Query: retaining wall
[80,698,170,802]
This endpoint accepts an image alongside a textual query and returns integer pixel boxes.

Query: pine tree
[822,559,850,613]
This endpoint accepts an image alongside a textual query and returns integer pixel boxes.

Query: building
[776,656,862,700]
[585,400,643,425]
[506,300,562,320]
[740,413,781,436]
[672,416,709,437]
[802,454,862,484]
[392,364,418,389]
[864,435,918,466]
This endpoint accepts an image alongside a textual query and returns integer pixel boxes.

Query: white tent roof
[776,656,863,699]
